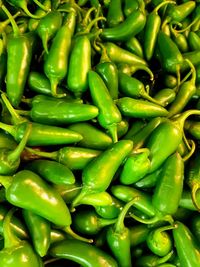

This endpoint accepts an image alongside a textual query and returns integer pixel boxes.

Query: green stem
[0,122,15,137]
[50,78,66,98]
[184,59,196,84]
[7,123,32,163]
[158,251,174,265]
[130,65,154,81]
[3,208,20,248]
[82,16,106,34]
[153,1,176,14]
[32,0,51,11]
[130,212,174,225]
[1,93,24,124]
[115,197,139,233]
[173,110,200,130]
[100,218,117,228]
[71,188,88,210]
[173,17,200,33]
[63,225,93,243]
[0,11,21,34]
[82,6,96,26]
[1,5,20,37]
[182,139,196,162]
[19,2,47,19]
[25,147,57,160]
[0,175,13,190]
[191,183,200,211]
[152,224,177,236]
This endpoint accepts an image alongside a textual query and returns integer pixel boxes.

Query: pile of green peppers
[0,0,199,266]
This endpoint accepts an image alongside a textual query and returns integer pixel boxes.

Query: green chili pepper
[186,149,200,210]
[134,168,162,189]
[25,146,101,170]
[181,51,200,72]
[106,0,124,27]
[0,122,31,175]
[146,224,175,257]
[6,0,49,19]
[172,221,200,267]
[124,0,139,17]
[157,30,183,74]
[25,159,75,185]
[88,70,122,142]
[19,99,99,126]
[0,39,7,88]
[0,170,92,243]
[179,189,197,211]
[102,42,147,66]
[44,10,76,97]
[0,208,42,267]
[188,31,200,51]
[167,60,196,118]
[73,207,116,235]
[101,9,146,42]
[67,34,91,98]
[164,1,196,25]
[116,97,169,119]
[120,149,151,184]
[129,224,150,247]
[124,36,144,58]
[71,140,133,208]
[2,5,35,108]
[106,198,138,267]
[28,0,51,31]
[152,152,184,216]
[164,74,177,89]
[123,119,147,140]
[146,109,200,173]
[0,204,28,239]
[0,130,16,150]
[143,1,175,61]
[111,185,156,218]
[68,122,112,150]
[170,23,189,53]
[153,88,176,107]
[184,120,200,139]
[95,196,123,219]
[135,251,174,266]
[118,73,160,105]
[96,46,119,100]
[117,119,129,138]
[50,229,66,245]
[27,71,66,96]
[49,239,118,267]
[0,120,84,147]
[22,209,51,257]
[37,11,63,54]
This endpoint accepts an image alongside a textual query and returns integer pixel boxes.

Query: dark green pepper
[106,0,124,27]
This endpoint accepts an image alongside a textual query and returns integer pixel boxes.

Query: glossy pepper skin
[22,210,51,257]
[67,34,91,98]
[26,99,99,126]
[0,170,72,227]
[157,31,183,74]
[101,9,146,42]
[0,208,42,267]
[36,11,62,54]
[2,4,35,107]
[152,152,184,216]
[88,70,122,142]
[49,239,118,267]
[172,221,200,267]
[106,0,124,27]
[44,11,76,97]
[72,140,133,208]
[25,159,75,185]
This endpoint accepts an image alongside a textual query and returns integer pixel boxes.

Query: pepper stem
[63,225,93,243]
[153,1,176,14]
[115,197,139,233]
[7,123,32,164]
[70,188,88,211]
[32,0,51,11]
[3,208,20,248]
[151,224,177,237]
[184,59,196,84]
[99,218,117,228]
[81,16,106,34]
[18,2,47,19]
[0,175,13,190]
[173,110,200,130]
[1,93,25,125]
[157,250,174,265]
[1,5,20,37]
[130,212,174,225]
[0,122,15,138]
[130,65,154,81]
[82,6,96,26]
[25,147,57,160]
[191,184,200,211]
[0,11,21,34]
[50,77,66,98]
[182,139,196,162]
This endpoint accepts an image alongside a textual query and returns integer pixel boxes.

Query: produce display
[0,0,199,266]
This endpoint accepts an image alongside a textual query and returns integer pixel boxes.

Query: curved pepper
[49,239,118,267]
[0,208,42,267]
[71,140,133,208]
[88,70,122,142]
[100,9,146,42]
[106,0,124,27]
